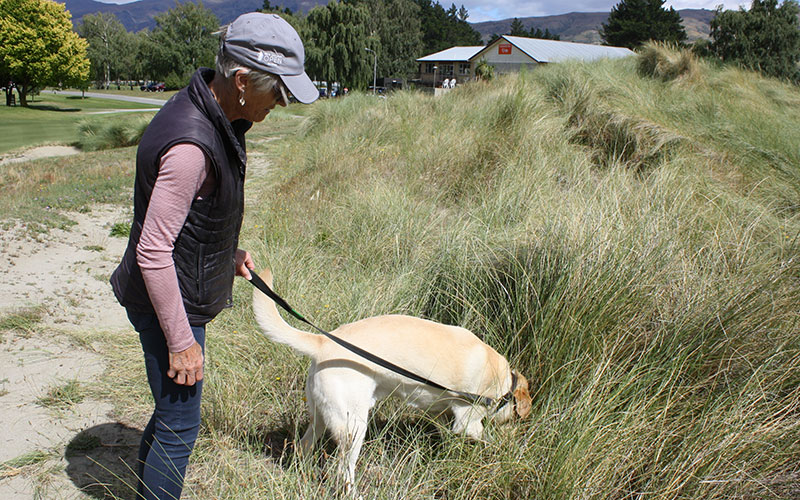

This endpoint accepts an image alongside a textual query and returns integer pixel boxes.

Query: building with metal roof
[416,35,635,88]
[416,46,483,88]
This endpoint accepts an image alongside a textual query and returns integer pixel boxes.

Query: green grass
[0,450,53,474]
[75,115,151,151]
[35,379,87,410]
[0,306,46,337]
[197,45,799,499]
[109,221,132,238]
[2,45,799,499]
[0,147,135,233]
[68,87,179,99]
[0,92,158,154]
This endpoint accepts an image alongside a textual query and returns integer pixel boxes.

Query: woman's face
[241,79,287,122]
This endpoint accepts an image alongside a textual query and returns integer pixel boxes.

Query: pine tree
[412,0,481,54]
[601,0,687,49]
[509,18,527,36]
[711,0,800,80]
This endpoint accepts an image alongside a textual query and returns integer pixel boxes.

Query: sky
[462,1,751,22]
[95,0,753,23]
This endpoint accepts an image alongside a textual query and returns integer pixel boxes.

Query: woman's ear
[234,70,248,94]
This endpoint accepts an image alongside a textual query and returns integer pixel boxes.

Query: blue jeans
[127,310,205,500]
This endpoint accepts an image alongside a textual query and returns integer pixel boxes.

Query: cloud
[462,0,752,22]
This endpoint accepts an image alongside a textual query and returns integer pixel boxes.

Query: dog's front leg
[451,405,486,440]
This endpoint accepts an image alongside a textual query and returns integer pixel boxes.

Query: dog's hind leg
[327,406,369,494]
[299,402,325,456]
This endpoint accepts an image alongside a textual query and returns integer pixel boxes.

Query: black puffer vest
[111,68,252,325]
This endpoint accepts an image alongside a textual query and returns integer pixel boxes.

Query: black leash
[248,272,515,412]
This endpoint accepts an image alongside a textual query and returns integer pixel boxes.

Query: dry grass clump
[638,41,702,82]
[211,59,800,498]
[75,116,150,151]
[49,54,795,499]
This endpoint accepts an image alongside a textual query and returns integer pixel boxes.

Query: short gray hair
[215,27,279,94]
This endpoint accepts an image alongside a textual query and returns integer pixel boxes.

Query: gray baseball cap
[222,12,318,104]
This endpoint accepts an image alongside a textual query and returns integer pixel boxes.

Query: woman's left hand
[235,248,255,280]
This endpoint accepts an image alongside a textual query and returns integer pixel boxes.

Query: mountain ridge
[470,9,716,44]
[64,0,715,45]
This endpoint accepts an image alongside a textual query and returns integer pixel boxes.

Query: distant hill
[471,9,716,44]
[63,0,328,31]
[64,1,716,45]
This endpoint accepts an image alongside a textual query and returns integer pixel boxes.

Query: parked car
[141,82,165,92]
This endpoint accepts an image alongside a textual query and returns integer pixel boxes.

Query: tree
[509,18,527,36]
[711,0,800,80]
[474,58,494,80]
[488,21,560,45]
[363,0,423,79]
[139,1,219,84]
[412,0,481,54]
[116,30,144,84]
[78,12,128,88]
[304,1,372,89]
[0,0,89,106]
[600,0,687,49]
[261,0,294,16]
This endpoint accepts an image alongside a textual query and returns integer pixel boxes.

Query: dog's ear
[512,372,532,419]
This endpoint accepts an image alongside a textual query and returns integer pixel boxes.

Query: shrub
[75,116,150,151]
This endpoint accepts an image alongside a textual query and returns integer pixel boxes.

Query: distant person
[110,12,317,500]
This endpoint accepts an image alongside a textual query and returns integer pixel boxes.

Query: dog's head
[511,370,532,419]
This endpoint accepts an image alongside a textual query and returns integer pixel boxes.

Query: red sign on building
[498,44,512,55]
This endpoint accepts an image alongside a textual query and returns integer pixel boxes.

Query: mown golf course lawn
[0,92,160,154]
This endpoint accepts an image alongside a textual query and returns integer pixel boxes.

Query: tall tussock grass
[75,115,150,151]
[638,41,701,82]
[198,49,800,499]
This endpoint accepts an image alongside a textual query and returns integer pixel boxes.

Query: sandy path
[0,146,81,166]
[0,202,137,499]
[0,144,275,499]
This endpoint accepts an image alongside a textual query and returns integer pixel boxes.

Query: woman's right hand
[168,341,204,386]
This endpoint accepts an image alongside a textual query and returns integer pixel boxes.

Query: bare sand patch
[0,204,130,331]
[0,204,140,499]
[0,146,81,166]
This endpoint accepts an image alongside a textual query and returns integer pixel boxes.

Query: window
[425,63,436,73]
[459,63,470,75]
[442,64,454,76]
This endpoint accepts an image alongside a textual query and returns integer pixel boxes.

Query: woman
[110,13,317,500]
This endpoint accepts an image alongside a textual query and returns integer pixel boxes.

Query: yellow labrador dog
[252,269,531,489]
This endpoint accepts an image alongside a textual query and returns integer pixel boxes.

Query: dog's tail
[251,269,324,359]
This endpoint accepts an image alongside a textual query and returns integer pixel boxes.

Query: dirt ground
[0,146,276,499]
[0,146,81,166]
[0,187,139,499]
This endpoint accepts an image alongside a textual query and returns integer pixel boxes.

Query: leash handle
[247,272,498,406]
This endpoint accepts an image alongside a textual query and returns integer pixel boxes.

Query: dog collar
[490,371,517,415]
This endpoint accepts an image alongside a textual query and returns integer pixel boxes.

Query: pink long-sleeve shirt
[136,143,216,352]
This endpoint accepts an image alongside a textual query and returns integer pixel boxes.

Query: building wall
[475,40,538,75]
[419,62,470,87]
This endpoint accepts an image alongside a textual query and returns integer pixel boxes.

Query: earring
[239,91,245,106]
